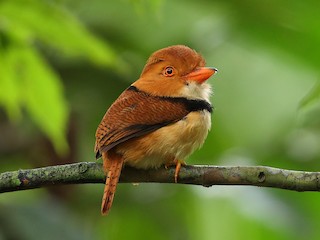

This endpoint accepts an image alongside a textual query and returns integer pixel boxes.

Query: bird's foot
[164,159,186,183]
[174,160,186,183]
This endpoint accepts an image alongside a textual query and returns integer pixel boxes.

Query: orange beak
[184,67,218,84]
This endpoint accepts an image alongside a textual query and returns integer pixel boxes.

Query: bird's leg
[174,160,186,183]
[165,159,186,183]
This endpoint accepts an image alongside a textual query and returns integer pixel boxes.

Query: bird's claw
[164,160,185,182]
[173,160,186,183]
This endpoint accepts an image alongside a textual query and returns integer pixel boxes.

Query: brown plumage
[95,45,217,215]
[100,151,123,214]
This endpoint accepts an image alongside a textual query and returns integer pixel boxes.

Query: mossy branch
[1,162,320,193]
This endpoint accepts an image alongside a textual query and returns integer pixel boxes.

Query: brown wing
[94,86,192,158]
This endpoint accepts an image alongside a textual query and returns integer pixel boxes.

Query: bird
[94,45,217,215]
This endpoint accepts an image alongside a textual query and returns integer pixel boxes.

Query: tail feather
[101,151,123,215]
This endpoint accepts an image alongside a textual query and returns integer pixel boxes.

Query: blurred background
[1,0,320,239]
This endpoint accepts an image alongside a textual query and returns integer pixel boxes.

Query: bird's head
[133,45,217,101]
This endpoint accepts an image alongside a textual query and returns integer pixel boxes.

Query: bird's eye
[164,67,174,77]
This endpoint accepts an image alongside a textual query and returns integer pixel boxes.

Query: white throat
[179,82,212,102]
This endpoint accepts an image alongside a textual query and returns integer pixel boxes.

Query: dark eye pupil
[166,68,173,75]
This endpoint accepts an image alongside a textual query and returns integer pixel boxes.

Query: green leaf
[0,0,116,66]
[0,0,121,153]
[0,43,21,120]
[19,47,69,154]
[299,81,320,109]
[0,40,69,153]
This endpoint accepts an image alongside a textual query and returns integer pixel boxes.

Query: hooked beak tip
[210,67,218,73]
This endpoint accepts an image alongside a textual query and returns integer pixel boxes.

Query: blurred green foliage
[1,0,320,239]
[0,0,116,152]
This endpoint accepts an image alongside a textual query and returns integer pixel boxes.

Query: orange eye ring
[164,66,174,77]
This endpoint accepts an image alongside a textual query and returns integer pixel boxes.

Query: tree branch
[1,162,320,193]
